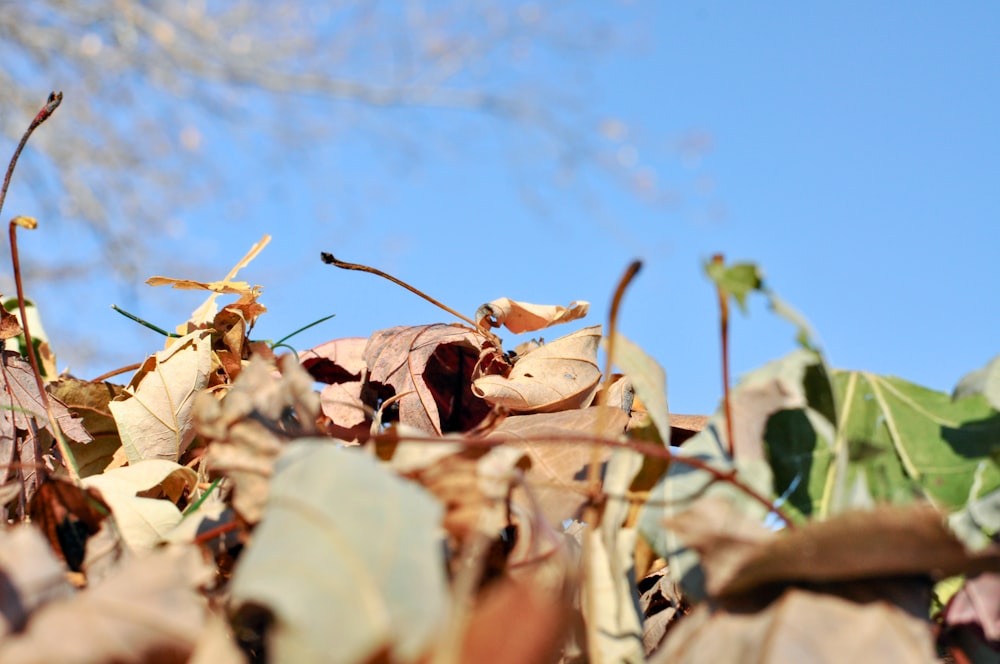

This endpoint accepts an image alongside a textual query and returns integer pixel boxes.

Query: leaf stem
[0,92,62,221]
[712,254,736,460]
[320,253,490,337]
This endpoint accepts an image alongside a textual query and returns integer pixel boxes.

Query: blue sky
[18,3,1000,416]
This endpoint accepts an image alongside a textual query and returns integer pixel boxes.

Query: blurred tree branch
[1,1,678,286]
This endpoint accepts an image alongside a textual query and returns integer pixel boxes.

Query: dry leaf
[0,526,75,639]
[651,586,938,664]
[486,406,628,525]
[666,497,1000,599]
[109,330,213,462]
[364,324,490,434]
[301,337,369,442]
[197,354,319,523]
[48,378,124,477]
[0,544,214,664]
[0,306,22,340]
[28,478,114,571]
[942,572,1000,643]
[476,298,589,333]
[145,276,258,295]
[473,325,602,413]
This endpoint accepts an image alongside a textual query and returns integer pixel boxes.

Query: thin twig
[712,254,736,459]
[90,362,142,383]
[320,253,492,338]
[0,92,62,217]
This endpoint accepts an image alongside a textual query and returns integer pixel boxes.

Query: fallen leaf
[301,337,369,441]
[109,330,213,462]
[942,572,1000,642]
[47,378,124,477]
[457,579,573,664]
[666,498,1000,599]
[486,406,629,525]
[650,586,938,664]
[28,478,113,572]
[82,460,198,551]
[197,354,319,523]
[0,525,75,639]
[473,325,602,413]
[229,441,449,664]
[0,544,214,664]
[476,298,589,333]
[364,324,490,434]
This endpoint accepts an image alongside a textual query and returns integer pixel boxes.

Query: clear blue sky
[25,3,1000,415]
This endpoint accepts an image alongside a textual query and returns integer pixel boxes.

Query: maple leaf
[364,324,492,434]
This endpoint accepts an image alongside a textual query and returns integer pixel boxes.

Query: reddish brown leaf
[364,324,490,434]
[28,478,113,572]
[301,337,369,442]
[943,572,1000,642]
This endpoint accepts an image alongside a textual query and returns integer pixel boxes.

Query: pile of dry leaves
[0,235,997,664]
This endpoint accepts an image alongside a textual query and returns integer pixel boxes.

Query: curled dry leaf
[300,337,369,442]
[0,526,76,639]
[486,406,628,525]
[0,544,214,664]
[82,460,198,551]
[28,479,115,572]
[650,586,938,664]
[476,297,589,334]
[47,378,124,477]
[229,441,449,664]
[108,330,213,463]
[364,324,491,434]
[666,497,1000,599]
[473,325,602,414]
[196,354,319,523]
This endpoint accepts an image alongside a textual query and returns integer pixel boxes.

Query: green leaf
[229,440,448,664]
[704,260,762,313]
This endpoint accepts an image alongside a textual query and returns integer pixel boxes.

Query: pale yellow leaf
[109,330,213,462]
[472,325,602,413]
[476,298,589,333]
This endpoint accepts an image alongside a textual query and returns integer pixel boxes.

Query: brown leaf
[301,337,369,441]
[942,572,1000,642]
[666,498,1000,599]
[0,306,22,340]
[197,354,319,523]
[0,545,214,664]
[48,378,124,477]
[458,579,573,664]
[0,526,75,639]
[364,324,490,434]
[651,587,938,664]
[476,298,589,334]
[486,406,628,525]
[109,330,213,462]
[28,478,114,572]
[473,325,602,413]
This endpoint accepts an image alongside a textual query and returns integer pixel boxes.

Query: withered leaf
[476,298,589,333]
[666,498,1000,599]
[109,330,213,462]
[0,306,22,340]
[486,406,628,525]
[0,544,214,664]
[0,526,75,639]
[301,337,369,441]
[48,378,124,477]
[197,354,319,523]
[28,479,113,572]
[364,324,490,434]
[473,325,602,413]
[651,586,938,664]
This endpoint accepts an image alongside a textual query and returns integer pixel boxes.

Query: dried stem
[320,252,496,342]
[0,92,78,482]
[711,254,736,460]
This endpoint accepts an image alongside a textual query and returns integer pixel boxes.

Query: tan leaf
[0,306,22,340]
[0,526,75,639]
[109,330,213,462]
[364,324,490,434]
[476,298,589,333]
[301,337,369,441]
[0,545,214,664]
[472,325,602,413]
[666,498,1000,599]
[651,587,938,664]
[48,378,124,477]
[486,406,628,525]
[197,354,319,523]
[145,276,258,295]
[82,460,198,551]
